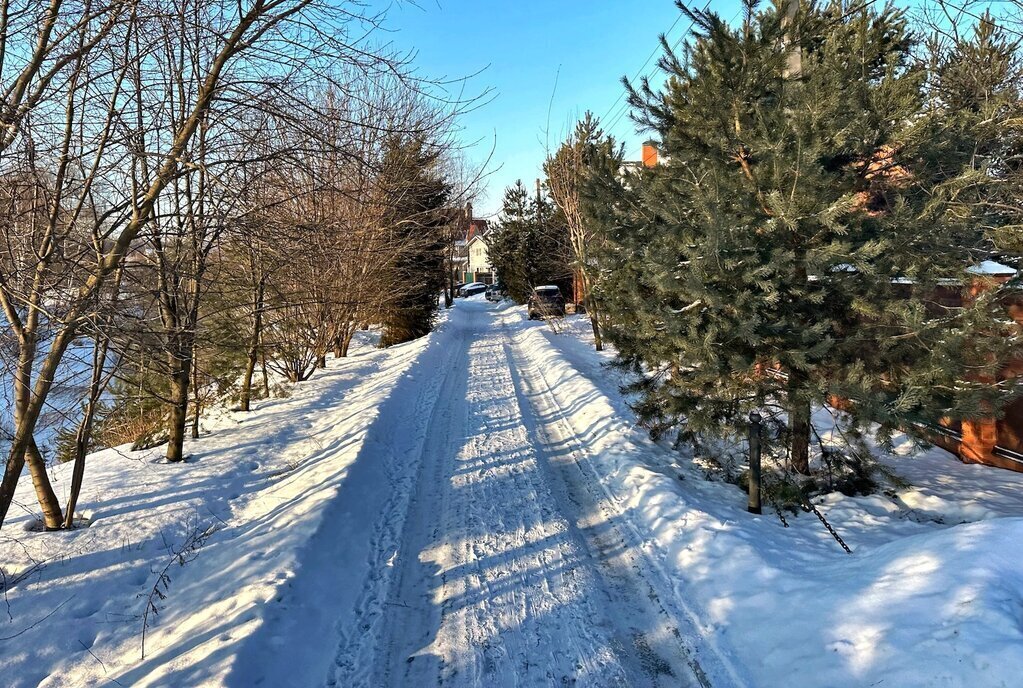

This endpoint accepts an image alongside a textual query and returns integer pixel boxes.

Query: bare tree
[545,113,614,350]
[0,0,404,530]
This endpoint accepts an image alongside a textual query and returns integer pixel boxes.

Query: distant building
[444,202,495,285]
[621,140,663,174]
[466,212,489,242]
[466,232,494,285]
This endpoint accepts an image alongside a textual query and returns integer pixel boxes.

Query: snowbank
[5,299,1023,687]
[504,306,1023,688]
[0,322,455,687]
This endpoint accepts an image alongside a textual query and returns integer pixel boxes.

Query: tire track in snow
[359,315,472,687]
[500,333,705,688]
[351,301,714,687]
[501,314,750,688]
[456,323,633,685]
[326,317,469,686]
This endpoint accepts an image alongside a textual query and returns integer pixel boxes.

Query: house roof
[466,218,489,241]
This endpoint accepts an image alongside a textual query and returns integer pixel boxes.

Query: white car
[458,282,487,297]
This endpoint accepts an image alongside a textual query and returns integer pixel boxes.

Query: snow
[504,308,1023,688]
[3,301,1023,686]
[967,260,1017,276]
[1,325,437,687]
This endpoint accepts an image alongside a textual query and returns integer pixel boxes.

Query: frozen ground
[2,297,1023,687]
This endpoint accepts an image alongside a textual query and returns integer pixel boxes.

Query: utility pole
[535,178,543,226]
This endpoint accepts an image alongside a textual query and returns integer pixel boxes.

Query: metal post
[748,411,762,515]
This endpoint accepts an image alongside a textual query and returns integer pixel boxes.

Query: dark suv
[485,283,507,302]
[527,285,566,320]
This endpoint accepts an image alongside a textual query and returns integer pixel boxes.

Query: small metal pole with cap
[748,411,763,515]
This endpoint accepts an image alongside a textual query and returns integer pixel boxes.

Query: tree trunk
[64,335,111,528]
[240,348,258,412]
[25,440,63,529]
[240,280,265,412]
[580,272,602,352]
[589,313,603,352]
[64,398,99,529]
[339,328,355,358]
[190,353,201,440]
[166,354,191,463]
[260,350,270,398]
[240,345,259,411]
[0,319,82,530]
[4,343,63,529]
[788,372,811,475]
[0,454,27,529]
[0,443,59,530]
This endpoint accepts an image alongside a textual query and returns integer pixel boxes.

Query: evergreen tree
[378,136,451,347]
[488,180,572,303]
[921,12,1022,257]
[488,181,534,302]
[595,0,1018,476]
[545,112,626,350]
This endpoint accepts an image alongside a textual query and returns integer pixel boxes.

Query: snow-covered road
[9,295,1023,687]
[332,300,708,687]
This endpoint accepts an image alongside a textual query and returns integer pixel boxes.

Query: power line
[598,8,690,129]
[603,6,712,133]
[936,0,1023,40]
[604,2,726,137]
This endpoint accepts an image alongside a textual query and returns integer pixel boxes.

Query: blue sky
[374,1,1005,217]
[376,0,743,216]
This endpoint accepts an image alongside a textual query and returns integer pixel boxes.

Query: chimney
[465,200,473,221]
[642,140,659,168]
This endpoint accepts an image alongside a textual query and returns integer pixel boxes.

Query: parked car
[527,285,566,319]
[485,284,507,302]
[459,282,487,297]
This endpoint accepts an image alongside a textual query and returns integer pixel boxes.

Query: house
[441,202,493,287]
[450,201,493,284]
[465,231,495,285]
[928,260,1023,472]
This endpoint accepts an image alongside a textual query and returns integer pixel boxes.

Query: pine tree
[595,0,1018,476]
[921,12,1022,257]
[487,180,572,303]
[545,112,626,350]
[378,136,451,347]
[488,181,534,303]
